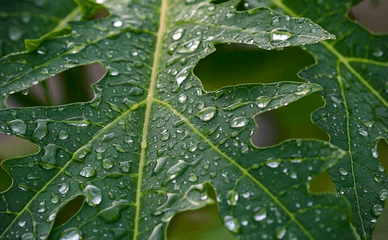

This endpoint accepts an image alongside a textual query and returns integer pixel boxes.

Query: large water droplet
[188,173,197,182]
[18,220,26,227]
[113,20,123,27]
[371,148,379,158]
[223,215,239,233]
[230,117,248,128]
[196,107,217,121]
[84,185,102,206]
[102,159,114,169]
[79,167,96,178]
[253,208,267,221]
[358,129,368,137]
[178,93,187,103]
[58,130,69,140]
[98,200,130,223]
[59,227,82,240]
[9,119,27,135]
[371,204,384,216]
[165,160,189,182]
[295,84,311,95]
[58,183,69,195]
[176,66,191,86]
[266,160,280,168]
[256,96,271,108]
[119,161,131,173]
[21,233,34,240]
[40,144,58,169]
[153,157,168,175]
[32,120,47,140]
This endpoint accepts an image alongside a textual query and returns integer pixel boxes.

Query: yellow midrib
[133,0,168,239]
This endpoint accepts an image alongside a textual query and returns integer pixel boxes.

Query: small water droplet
[339,168,348,176]
[58,130,69,140]
[379,189,388,201]
[196,107,217,121]
[266,160,280,168]
[102,159,114,169]
[79,167,96,178]
[21,233,34,240]
[110,70,119,76]
[226,190,239,206]
[178,39,200,53]
[165,160,189,182]
[18,220,26,227]
[161,131,170,141]
[32,120,47,140]
[9,26,24,42]
[113,20,123,27]
[230,117,248,128]
[9,119,27,135]
[372,49,383,57]
[119,161,131,173]
[276,229,287,239]
[176,66,191,86]
[270,28,293,42]
[84,185,102,206]
[295,84,311,95]
[256,96,271,108]
[253,208,267,221]
[188,173,197,182]
[178,93,187,103]
[22,89,29,95]
[358,129,368,137]
[51,195,59,204]
[172,28,184,40]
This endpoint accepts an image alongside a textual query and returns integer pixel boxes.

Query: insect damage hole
[6,63,106,107]
[52,195,85,229]
[194,44,328,147]
[0,134,39,192]
[167,185,236,240]
[348,0,388,34]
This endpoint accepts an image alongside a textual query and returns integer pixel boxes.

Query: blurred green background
[1,0,388,239]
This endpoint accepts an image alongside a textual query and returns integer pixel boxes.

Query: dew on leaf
[178,93,187,103]
[161,131,170,141]
[196,107,217,121]
[113,20,123,27]
[339,168,348,176]
[58,130,69,140]
[148,223,163,240]
[256,96,271,108]
[176,66,191,86]
[21,233,34,240]
[40,144,58,169]
[276,229,287,239]
[188,173,197,182]
[79,167,96,178]
[18,220,26,227]
[9,119,27,135]
[266,160,280,168]
[119,161,131,173]
[226,190,239,206]
[295,84,311,95]
[172,28,184,40]
[153,157,168,175]
[165,160,189,182]
[230,117,248,128]
[98,200,130,223]
[84,185,102,206]
[253,208,267,221]
[178,39,200,53]
[51,195,59,204]
[379,189,388,201]
[270,28,293,41]
[59,227,82,240]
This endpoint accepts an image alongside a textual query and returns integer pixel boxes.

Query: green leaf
[0,0,79,57]
[0,0,355,239]
[244,0,388,238]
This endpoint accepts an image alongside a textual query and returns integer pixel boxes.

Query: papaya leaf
[244,0,388,238]
[0,0,355,239]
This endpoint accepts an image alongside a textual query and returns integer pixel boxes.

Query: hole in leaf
[0,134,39,192]
[308,171,336,194]
[167,186,236,240]
[194,43,328,147]
[210,0,231,4]
[377,138,388,175]
[7,63,105,107]
[348,0,388,34]
[52,195,85,228]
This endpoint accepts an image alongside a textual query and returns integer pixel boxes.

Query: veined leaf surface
[0,0,354,239]
[244,0,388,238]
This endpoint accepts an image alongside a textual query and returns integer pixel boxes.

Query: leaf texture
[0,0,355,239]
[244,0,388,238]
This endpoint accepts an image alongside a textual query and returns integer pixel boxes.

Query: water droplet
[161,131,170,141]
[21,233,34,240]
[84,185,102,206]
[178,39,200,53]
[165,160,189,182]
[22,89,29,95]
[277,229,287,239]
[178,93,187,103]
[102,159,114,169]
[79,167,96,178]
[21,12,31,23]
[40,144,58,169]
[230,117,248,128]
[172,28,184,40]
[253,208,267,221]
[176,66,191,86]
[9,119,27,135]
[59,227,82,240]
[98,200,130,223]
[295,84,311,95]
[148,223,164,240]
[51,195,59,204]
[153,157,168,175]
[358,129,368,137]
[256,96,271,108]
[32,120,47,140]
[373,49,383,57]
[18,220,26,227]
[113,20,123,27]
[371,204,384,216]
[196,107,217,121]
[270,28,293,42]
[188,173,197,182]
[226,190,239,206]
[266,160,280,168]
[339,168,348,176]
[9,26,24,42]
[223,215,239,233]
[379,189,388,201]
[119,161,131,173]
[58,130,69,140]
[102,132,115,142]
[110,70,119,76]
[371,148,379,158]
[58,183,69,195]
